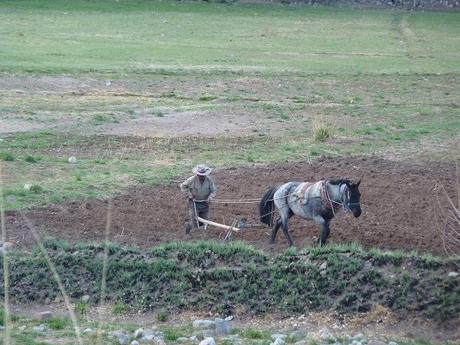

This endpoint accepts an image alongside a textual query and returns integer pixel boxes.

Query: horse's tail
[259,186,278,226]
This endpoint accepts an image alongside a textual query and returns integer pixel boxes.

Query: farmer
[180,164,217,234]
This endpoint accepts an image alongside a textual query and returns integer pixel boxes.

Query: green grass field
[0,0,459,210]
[1,0,460,74]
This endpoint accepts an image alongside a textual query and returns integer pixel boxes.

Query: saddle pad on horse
[294,180,324,204]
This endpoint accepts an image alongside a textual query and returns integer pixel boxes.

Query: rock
[35,311,53,320]
[271,338,285,345]
[152,336,166,345]
[318,328,336,342]
[199,337,216,345]
[110,330,129,345]
[81,295,90,303]
[353,333,364,340]
[130,342,140,345]
[105,81,112,86]
[24,184,32,191]
[215,318,230,336]
[225,315,234,321]
[18,325,26,331]
[363,260,373,270]
[189,335,198,342]
[134,328,144,339]
[368,341,387,345]
[176,337,189,343]
[448,272,458,278]
[320,262,328,270]
[351,340,362,345]
[83,328,94,334]
[193,320,216,329]
[68,156,77,164]
[33,324,46,332]
[294,341,308,345]
[271,334,287,340]
[388,342,399,345]
[290,330,307,342]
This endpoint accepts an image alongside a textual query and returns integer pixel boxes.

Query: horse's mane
[328,179,351,186]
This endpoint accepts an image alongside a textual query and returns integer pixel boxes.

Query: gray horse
[259,179,361,246]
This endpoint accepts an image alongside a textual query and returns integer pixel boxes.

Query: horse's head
[344,180,361,217]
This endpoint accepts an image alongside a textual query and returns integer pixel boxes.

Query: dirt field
[5,156,458,256]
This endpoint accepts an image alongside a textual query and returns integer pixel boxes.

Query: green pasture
[0,0,459,210]
[1,0,460,74]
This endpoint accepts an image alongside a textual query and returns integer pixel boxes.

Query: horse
[259,179,361,246]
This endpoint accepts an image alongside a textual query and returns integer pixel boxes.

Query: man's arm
[180,176,194,199]
[208,177,217,200]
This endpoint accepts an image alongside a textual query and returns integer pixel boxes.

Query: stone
[199,337,216,345]
[318,328,336,342]
[271,338,285,345]
[35,311,53,320]
[193,320,216,329]
[176,337,189,343]
[368,341,387,345]
[351,340,362,345]
[18,325,26,331]
[24,184,32,191]
[353,333,364,340]
[215,318,230,336]
[81,295,90,303]
[33,324,46,332]
[68,156,77,164]
[83,328,94,334]
[388,342,399,345]
[290,330,307,342]
[271,334,287,340]
[448,272,458,278]
[152,336,166,345]
[320,262,328,270]
[130,342,140,345]
[134,328,144,339]
[110,330,129,345]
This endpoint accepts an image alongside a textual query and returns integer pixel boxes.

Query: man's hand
[207,197,213,203]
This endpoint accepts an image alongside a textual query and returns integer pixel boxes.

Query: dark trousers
[188,200,209,229]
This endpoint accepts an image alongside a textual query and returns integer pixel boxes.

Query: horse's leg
[270,217,282,244]
[313,216,330,246]
[281,212,294,246]
[319,221,331,246]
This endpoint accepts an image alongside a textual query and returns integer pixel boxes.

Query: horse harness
[294,180,343,213]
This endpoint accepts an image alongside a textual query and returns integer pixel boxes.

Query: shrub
[25,155,37,163]
[0,152,14,161]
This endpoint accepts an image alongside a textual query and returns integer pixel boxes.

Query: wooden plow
[193,198,265,241]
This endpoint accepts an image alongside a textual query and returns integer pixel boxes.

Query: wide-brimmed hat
[192,164,212,176]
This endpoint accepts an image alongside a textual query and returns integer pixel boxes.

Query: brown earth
[4,156,459,256]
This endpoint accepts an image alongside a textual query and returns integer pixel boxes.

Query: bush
[25,155,37,163]
[0,152,14,161]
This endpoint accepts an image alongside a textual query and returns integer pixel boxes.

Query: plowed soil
[5,157,458,256]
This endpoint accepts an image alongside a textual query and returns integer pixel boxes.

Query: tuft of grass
[75,301,89,317]
[198,95,218,101]
[112,303,129,315]
[29,184,44,194]
[156,309,169,322]
[46,317,70,330]
[25,155,38,163]
[0,152,14,161]
[311,118,334,143]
